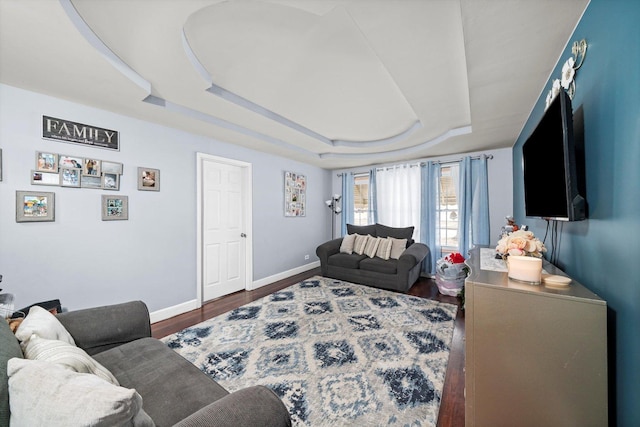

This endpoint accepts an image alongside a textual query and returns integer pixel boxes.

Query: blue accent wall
[513,1,640,425]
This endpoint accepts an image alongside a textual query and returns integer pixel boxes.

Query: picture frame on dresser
[16,190,55,222]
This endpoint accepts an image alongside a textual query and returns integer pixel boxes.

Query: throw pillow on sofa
[21,335,119,385]
[353,234,370,255]
[364,236,381,258]
[7,358,154,427]
[375,238,393,260]
[340,233,356,254]
[388,237,408,259]
[14,305,75,345]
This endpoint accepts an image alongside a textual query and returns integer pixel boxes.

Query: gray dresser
[464,246,608,426]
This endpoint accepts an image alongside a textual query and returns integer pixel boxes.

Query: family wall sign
[42,115,119,151]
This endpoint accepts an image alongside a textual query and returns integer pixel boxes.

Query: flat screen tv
[523,89,586,221]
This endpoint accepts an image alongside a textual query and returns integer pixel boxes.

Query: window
[436,164,459,256]
[353,173,370,225]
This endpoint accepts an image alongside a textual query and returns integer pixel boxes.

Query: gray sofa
[316,223,430,293]
[1,301,291,427]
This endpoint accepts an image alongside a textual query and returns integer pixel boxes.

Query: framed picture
[60,168,81,188]
[102,172,120,190]
[138,167,159,191]
[58,155,83,170]
[82,158,101,176]
[16,191,55,222]
[101,161,123,175]
[80,174,102,189]
[36,152,58,173]
[31,170,60,186]
[102,195,128,221]
[284,171,306,217]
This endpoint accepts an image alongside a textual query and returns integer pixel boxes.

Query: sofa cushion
[346,224,377,236]
[339,233,356,254]
[376,224,415,245]
[360,257,399,275]
[327,253,367,269]
[94,337,229,425]
[21,335,119,385]
[7,358,154,427]
[14,305,75,345]
[388,237,408,259]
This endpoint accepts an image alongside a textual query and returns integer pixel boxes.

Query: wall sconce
[325,194,342,239]
[545,38,587,109]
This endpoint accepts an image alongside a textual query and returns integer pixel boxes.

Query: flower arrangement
[496,229,546,258]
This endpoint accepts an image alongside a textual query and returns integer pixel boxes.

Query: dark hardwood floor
[151,269,465,427]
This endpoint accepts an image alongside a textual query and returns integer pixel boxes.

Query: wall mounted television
[523,89,586,221]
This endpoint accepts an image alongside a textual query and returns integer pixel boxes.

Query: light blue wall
[0,84,331,313]
[512,1,640,424]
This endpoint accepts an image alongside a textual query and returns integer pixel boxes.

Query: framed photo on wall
[101,195,128,221]
[16,190,55,222]
[35,152,58,173]
[101,161,123,175]
[60,168,81,188]
[284,171,306,217]
[137,167,159,191]
[31,170,60,186]
[81,175,102,189]
[58,155,83,170]
[102,172,120,190]
[83,158,101,176]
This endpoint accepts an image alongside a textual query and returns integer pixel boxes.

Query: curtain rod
[336,154,493,176]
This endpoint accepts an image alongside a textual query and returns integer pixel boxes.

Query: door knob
[240,233,247,238]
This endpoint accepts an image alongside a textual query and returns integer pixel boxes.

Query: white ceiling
[0,0,589,169]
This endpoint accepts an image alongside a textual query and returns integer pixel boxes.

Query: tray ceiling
[0,0,589,168]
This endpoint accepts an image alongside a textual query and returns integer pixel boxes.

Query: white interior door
[198,154,252,302]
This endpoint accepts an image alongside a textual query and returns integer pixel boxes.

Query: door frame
[196,152,253,308]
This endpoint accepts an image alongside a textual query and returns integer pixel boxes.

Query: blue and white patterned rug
[163,276,457,426]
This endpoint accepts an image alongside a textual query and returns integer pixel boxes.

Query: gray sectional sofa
[1,301,291,427]
[316,223,430,293]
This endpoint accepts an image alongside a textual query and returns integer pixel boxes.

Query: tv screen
[523,90,586,221]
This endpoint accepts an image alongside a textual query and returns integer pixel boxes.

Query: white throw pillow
[7,358,154,427]
[14,305,75,345]
[353,234,370,255]
[375,238,393,260]
[21,335,119,385]
[388,237,408,259]
[364,236,381,258]
[339,233,356,254]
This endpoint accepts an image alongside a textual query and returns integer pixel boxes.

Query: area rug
[163,276,457,426]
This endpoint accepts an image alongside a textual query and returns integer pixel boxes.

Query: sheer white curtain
[375,164,421,241]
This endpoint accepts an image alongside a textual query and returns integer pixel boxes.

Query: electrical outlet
[304,254,310,260]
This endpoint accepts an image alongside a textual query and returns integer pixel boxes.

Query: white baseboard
[150,261,320,324]
[149,299,198,324]
[249,261,320,290]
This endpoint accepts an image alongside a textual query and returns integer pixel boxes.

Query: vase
[507,255,542,284]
